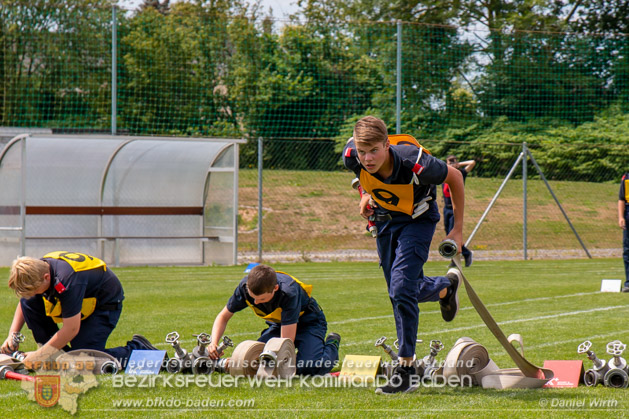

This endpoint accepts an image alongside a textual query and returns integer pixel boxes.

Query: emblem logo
[35,375,60,408]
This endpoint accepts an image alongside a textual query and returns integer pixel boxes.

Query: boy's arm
[23,313,81,365]
[280,323,297,342]
[619,200,626,229]
[444,165,465,250]
[1,303,26,354]
[459,159,476,173]
[208,306,234,359]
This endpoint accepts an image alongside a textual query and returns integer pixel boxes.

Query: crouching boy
[207,264,340,375]
[1,252,160,367]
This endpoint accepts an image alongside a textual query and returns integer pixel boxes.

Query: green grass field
[238,169,621,253]
[1,259,628,418]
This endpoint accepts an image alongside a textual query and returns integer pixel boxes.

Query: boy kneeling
[208,265,340,375]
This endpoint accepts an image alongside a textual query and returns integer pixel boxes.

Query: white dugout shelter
[0,134,245,266]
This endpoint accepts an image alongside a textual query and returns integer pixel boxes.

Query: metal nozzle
[100,360,119,375]
[438,239,458,258]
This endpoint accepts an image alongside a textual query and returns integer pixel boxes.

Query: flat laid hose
[448,253,554,388]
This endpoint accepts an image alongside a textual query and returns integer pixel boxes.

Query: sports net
[1,2,628,260]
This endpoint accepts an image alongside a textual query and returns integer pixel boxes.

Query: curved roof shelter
[0,134,245,266]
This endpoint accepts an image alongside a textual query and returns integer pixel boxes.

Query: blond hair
[9,257,49,297]
[353,116,388,146]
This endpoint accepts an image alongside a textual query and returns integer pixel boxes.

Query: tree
[0,0,112,128]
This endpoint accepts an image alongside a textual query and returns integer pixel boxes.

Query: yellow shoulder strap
[388,134,431,155]
[276,271,313,297]
[43,252,107,272]
[244,272,313,323]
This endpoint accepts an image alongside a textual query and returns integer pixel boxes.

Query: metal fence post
[20,136,26,256]
[257,137,263,262]
[396,20,402,134]
[111,5,117,135]
[522,141,528,260]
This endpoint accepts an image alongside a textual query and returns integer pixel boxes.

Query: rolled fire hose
[443,336,550,389]
[256,338,296,379]
[0,354,25,371]
[56,349,122,375]
[442,337,495,386]
[229,340,265,377]
[445,250,553,388]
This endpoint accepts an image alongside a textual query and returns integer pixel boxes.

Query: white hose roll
[229,340,265,377]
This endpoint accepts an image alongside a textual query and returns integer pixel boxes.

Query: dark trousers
[20,297,141,365]
[258,310,338,376]
[444,206,472,260]
[622,225,629,287]
[376,220,450,358]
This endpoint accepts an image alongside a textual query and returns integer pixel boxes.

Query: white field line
[148,291,605,348]
[327,291,599,325]
[344,304,629,347]
[0,392,23,399]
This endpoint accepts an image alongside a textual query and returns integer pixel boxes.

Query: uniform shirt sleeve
[226,277,249,313]
[417,152,448,186]
[342,138,361,176]
[57,273,87,318]
[277,281,301,325]
[620,174,627,201]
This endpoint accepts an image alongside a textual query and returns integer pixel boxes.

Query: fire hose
[439,241,553,389]
[0,365,34,382]
[228,340,265,377]
[256,338,296,379]
[56,349,121,375]
[227,338,297,378]
[440,336,551,389]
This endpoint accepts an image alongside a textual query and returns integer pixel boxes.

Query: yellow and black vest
[42,252,107,323]
[245,271,313,323]
[346,134,431,216]
[624,173,629,203]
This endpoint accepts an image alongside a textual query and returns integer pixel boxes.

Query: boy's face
[247,284,279,304]
[20,273,51,299]
[355,139,390,174]
[447,157,459,167]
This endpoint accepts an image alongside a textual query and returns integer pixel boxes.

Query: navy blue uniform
[620,174,629,287]
[344,139,451,358]
[20,252,146,364]
[227,272,338,375]
[443,167,472,261]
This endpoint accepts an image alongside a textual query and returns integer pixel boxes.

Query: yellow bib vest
[625,177,629,202]
[42,252,107,323]
[358,134,431,216]
[245,271,313,323]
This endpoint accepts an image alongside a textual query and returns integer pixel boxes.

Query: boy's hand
[1,336,17,354]
[207,343,222,360]
[359,194,374,219]
[445,230,463,254]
